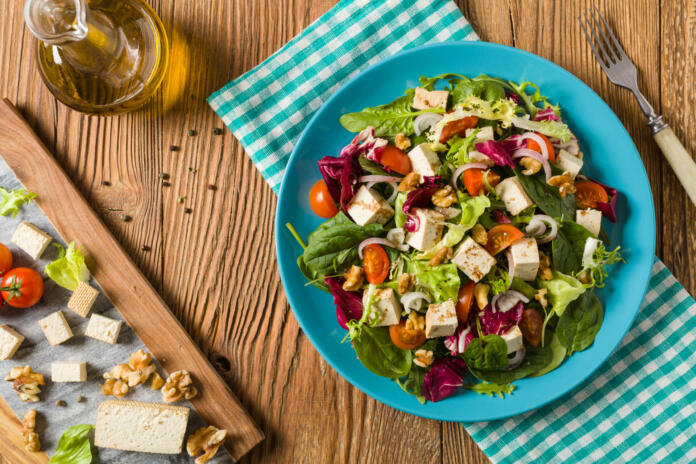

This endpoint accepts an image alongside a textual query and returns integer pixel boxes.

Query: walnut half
[103,349,157,392]
[22,410,41,452]
[6,366,45,403]
[162,370,198,403]
[187,426,228,464]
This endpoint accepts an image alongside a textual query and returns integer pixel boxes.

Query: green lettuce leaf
[0,187,36,217]
[50,424,94,464]
[462,381,516,398]
[45,242,90,291]
[394,192,407,229]
[539,271,586,318]
[407,261,460,302]
[581,242,625,288]
[507,80,561,118]
[445,130,479,166]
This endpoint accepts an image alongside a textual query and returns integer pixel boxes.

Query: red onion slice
[401,291,431,313]
[512,148,551,180]
[358,237,399,259]
[506,250,515,288]
[358,175,401,183]
[414,113,444,136]
[518,132,550,160]
[526,214,558,243]
[492,289,530,313]
[386,228,409,251]
[450,162,490,189]
[504,347,526,370]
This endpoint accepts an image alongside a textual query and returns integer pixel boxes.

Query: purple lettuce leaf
[534,107,561,122]
[402,176,442,232]
[475,140,514,169]
[423,357,469,402]
[480,302,523,336]
[318,150,362,211]
[491,210,512,224]
[325,277,363,330]
[444,324,476,356]
[505,91,521,106]
[582,175,619,223]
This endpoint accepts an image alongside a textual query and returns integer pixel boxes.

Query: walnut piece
[548,171,576,197]
[397,273,414,295]
[104,349,157,389]
[577,269,592,285]
[22,410,41,452]
[472,224,488,245]
[162,370,198,403]
[394,133,412,151]
[474,283,490,310]
[397,172,420,192]
[6,366,45,403]
[102,378,129,398]
[187,426,228,464]
[431,185,457,207]
[151,372,165,390]
[428,247,452,267]
[534,287,549,309]
[342,265,364,291]
[538,251,553,280]
[405,312,425,332]
[413,349,434,368]
[519,156,542,175]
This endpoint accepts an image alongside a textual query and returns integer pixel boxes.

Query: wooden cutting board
[0,99,264,461]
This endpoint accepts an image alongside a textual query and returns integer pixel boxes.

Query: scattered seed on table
[207,184,217,191]
[56,400,66,407]
[141,245,151,252]
[187,129,197,137]
[162,181,171,187]
[213,128,223,135]
[119,214,131,222]
[76,395,86,403]
[169,145,180,152]
[102,180,111,186]
[176,196,185,204]
[188,167,198,174]
[184,207,192,214]
[159,173,169,180]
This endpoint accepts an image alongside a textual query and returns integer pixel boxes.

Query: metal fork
[579,8,696,206]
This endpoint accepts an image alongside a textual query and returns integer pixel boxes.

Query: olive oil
[26,0,169,114]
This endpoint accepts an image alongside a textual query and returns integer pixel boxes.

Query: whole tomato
[1,268,44,308]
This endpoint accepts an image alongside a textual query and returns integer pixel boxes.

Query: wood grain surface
[0,0,694,463]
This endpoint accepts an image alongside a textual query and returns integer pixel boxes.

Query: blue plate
[275,42,655,421]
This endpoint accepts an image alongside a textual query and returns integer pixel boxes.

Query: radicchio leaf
[480,302,523,336]
[325,277,363,330]
[475,140,514,168]
[534,107,561,122]
[581,175,619,223]
[444,324,476,356]
[491,210,512,224]
[318,150,362,211]
[402,176,442,232]
[505,91,521,106]
[423,357,468,402]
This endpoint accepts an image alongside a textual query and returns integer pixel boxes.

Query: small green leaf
[45,242,89,291]
[50,424,94,464]
[0,187,36,217]
[462,381,516,398]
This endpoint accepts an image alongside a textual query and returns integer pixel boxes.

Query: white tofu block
[452,237,496,282]
[467,150,495,167]
[555,149,583,179]
[407,143,442,179]
[576,208,602,237]
[346,186,394,226]
[495,177,533,216]
[465,126,495,141]
[11,222,52,259]
[0,325,25,360]
[67,281,99,318]
[51,361,87,382]
[364,288,401,327]
[405,208,444,251]
[38,311,73,346]
[412,87,449,110]
[85,314,122,344]
[508,238,539,281]
[425,299,458,338]
[501,326,524,354]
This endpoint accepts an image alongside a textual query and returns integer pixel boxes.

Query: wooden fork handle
[653,127,696,206]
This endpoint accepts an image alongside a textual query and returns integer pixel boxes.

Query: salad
[288,74,623,403]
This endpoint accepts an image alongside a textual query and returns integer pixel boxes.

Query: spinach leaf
[50,424,94,464]
[556,291,604,355]
[513,169,576,219]
[462,334,509,370]
[449,75,506,104]
[419,73,464,90]
[469,345,553,383]
[532,331,567,377]
[297,256,329,292]
[359,157,398,177]
[396,364,427,403]
[353,326,412,378]
[510,277,537,300]
[552,221,594,274]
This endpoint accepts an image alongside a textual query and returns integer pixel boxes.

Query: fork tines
[578,7,628,70]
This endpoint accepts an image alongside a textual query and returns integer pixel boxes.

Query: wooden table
[0,0,693,462]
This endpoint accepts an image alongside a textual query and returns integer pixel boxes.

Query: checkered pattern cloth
[208,2,696,462]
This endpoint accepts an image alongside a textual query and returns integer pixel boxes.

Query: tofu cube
[406,208,444,251]
[85,314,122,344]
[465,126,495,142]
[412,87,449,110]
[425,299,458,338]
[452,237,496,282]
[500,326,524,354]
[39,311,74,346]
[0,325,25,360]
[576,208,602,237]
[554,149,583,179]
[495,177,533,216]
[51,361,87,382]
[407,143,442,179]
[68,282,99,318]
[346,186,394,226]
[467,150,494,167]
[363,288,401,327]
[12,222,52,259]
[508,238,539,281]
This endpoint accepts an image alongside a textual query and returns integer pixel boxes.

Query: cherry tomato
[526,132,556,162]
[363,244,389,285]
[0,244,13,276]
[519,308,543,347]
[379,145,412,175]
[485,224,524,255]
[389,318,426,350]
[456,280,476,322]
[1,268,44,308]
[575,181,609,209]
[309,180,339,218]
[463,169,501,196]
[439,116,479,143]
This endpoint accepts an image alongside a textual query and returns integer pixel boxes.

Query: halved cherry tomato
[379,145,411,175]
[526,132,556,162]
[309,180,339,218]
[519,308,543,347]
[485,224,524,255]
[0,244,13,276]
[439,116,479,143]
[363,244,389,285]
[463,169,501,196]
[389,318,426,350]
[456,280,475,322]
[1,268,44,308]
[575,181,609,209]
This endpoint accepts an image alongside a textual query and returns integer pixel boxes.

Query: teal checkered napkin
[208,0,477,193]
[209,2,696,463]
